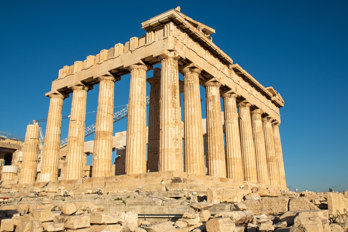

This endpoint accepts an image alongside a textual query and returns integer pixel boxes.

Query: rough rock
[207,188,248,203]
[120,211,138,231]
[175,220,188,228]
[15,220,43,232]
[31,209,54,222]
[199,210,211,222]
[330,224,345,232]
[244,197,289,215]
[259,221,275,231]
[0,219,14,232]
[90,224,123,232]
[289,198,319,211]
[206,218,235,232]
[292,211,330,232]
[42,222,65,232]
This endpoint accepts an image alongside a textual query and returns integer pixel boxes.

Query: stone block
[146,221,176,232]
[292,211,330,232]
[327,192,345,216]
[31,209,54,222]
[120,212,137,231]
[207,188,247,204]
[215,210,253,224]
[330,224,345,232]
[61,203,77,215]
[206,218,235,232]
[175,220,188,228]
[90,212,123,224]
[244,197,289,215]
[0,219,14,232]
[42,222,64,232]
[15,220,43,232]
[64,215,90,229]
[199,210,211,222]
[289,198,319,211]
[90,224,122,232]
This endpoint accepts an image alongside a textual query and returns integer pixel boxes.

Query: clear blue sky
[1,0,347,192]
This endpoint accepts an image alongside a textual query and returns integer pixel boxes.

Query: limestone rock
[15,220,43,232]
[31,209,54,222]
[146,221,176,232]
[207,188,248,203]
[90,224,123,232]
[206,218,235,232]
[90,212,123,224]
[64,215,90,229]
[289,198,319,211]
[215,210,253,224]
[279,211,298,226]
[175,220,188,228]
[244,197,289,215]
[330,224,345,232]
[244,192,261,200]
[259,221,275,231]
[120,211,138,231]
[42,222,64,232]
[0,219,14,232]
[199,210,211,222]
[61,203,77,215]
[292,211,330,232]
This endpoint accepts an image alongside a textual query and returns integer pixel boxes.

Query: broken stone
[175,220,188,228]
[64,215,90,229]
[199,210,211,222]
[15,220,43,232]
[146,221,176,232]
[31,209,54,222]
[0,219,14,232]
[244,197,289,215]
[90,224,122,232]
[60,203,77,215]
[289,198,319,211]
[206,218,235,232]
[259,221,275,231]
[42,222,65,232]
[292,211,330,232]
[90,212,123,224]
[215,210,253,224]
[330,223,345,232]
[244,192,261,200]
[120,211,138,231]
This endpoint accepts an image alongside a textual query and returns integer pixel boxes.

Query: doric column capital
[237,100,251,108]
[182,66,202,75]
[222,91,238,99]
[47,92,67,100]
[159,51,180,61]
[262,116,273,123]
[98,74,117,82]
[205,80,221,88]
[127,63,149,72]
[71,84,89,92]
[251,108,263,115]
[272,119,280,126]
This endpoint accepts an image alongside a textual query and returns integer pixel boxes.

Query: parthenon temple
[6,7,286,189]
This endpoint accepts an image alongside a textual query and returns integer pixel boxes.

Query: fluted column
[147,68,161,172]
[273,122,286,188]
[206,81,226,177]
[125,64,148,175]
[223,92,244,180]
[19,123,40,184]
[251,109,270,185]
[159,52,182,172]
[183,67,205,175]
[92,75,116,178]
[65,85,88,180]
[39,92,65,182]
[238,101,257,183]
[263,116,280,186]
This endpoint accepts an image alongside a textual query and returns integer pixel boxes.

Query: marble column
[263,116,280,186]
[223,92,244,180]
[92,75,116,178]
[19,123,40,184]
[159,52,182,172]
[39,92,65,182]
[183,67,205,175]
[273,122,286,188]
[206,81,226,177]
[238,101,257,183]
[147,68,161,172]
[125,64,148,175]
[251,109,270,185]
[65,85,88,180]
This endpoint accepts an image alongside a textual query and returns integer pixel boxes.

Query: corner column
[19,123,40,184]
[159,52,182,172]
[273,121,286,188]
[263,116,280,186]
[206,81,226,177]
[125,64,148,175]
[238,101,257,183]
[251,109,270,185]
[223,92,244,180]
[183,67,205,175]
[92,75,116,178]
[65,85,88,180]
[147,68,161,172]
[39,92,65,182]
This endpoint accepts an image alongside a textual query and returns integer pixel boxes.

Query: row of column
[19,52,285,188]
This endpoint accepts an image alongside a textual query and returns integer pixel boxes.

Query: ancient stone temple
[15,7,286,189]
